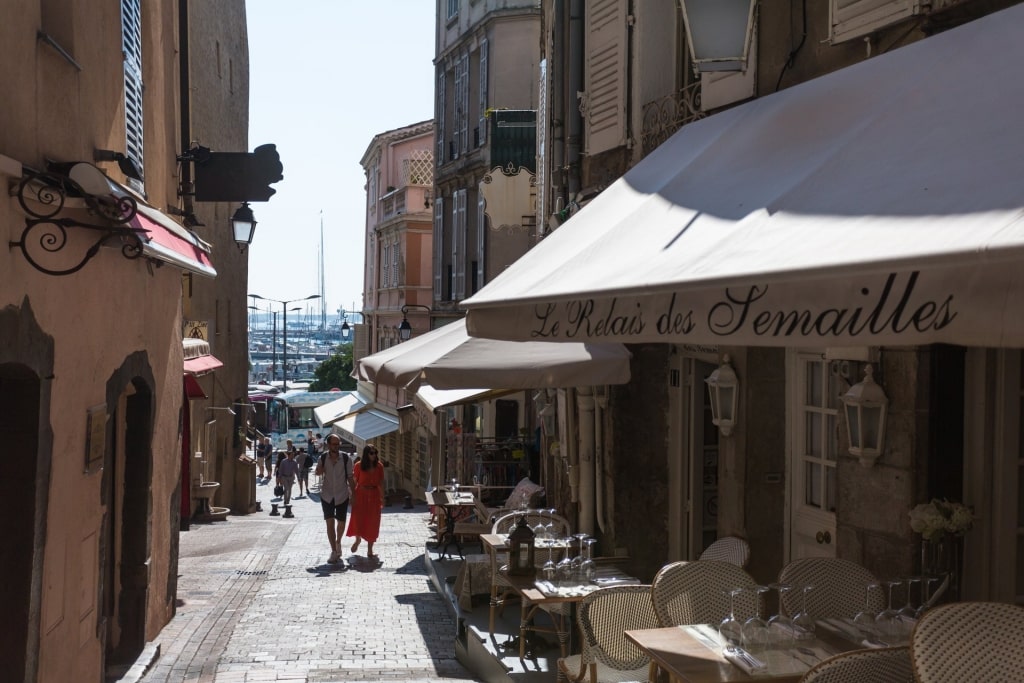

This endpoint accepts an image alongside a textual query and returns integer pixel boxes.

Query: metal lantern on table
[507,515,536,576]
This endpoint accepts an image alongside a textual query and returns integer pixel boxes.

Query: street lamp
[398,304,433,341]
[249,293,320,390]
[231,202,257,249]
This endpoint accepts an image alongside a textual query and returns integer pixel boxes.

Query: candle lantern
[507,515,536,576]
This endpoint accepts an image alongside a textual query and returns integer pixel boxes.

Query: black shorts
[321,498,349,521]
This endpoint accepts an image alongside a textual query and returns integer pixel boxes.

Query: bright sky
[245,0,436,323]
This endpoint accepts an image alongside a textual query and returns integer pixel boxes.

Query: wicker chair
[910,601,1024,682]
[558,585,660,683]
[698,536,751,568]
[799,646,913,683]
[488,511,571,636]
[778,558,885,619]
[651,560,762,627]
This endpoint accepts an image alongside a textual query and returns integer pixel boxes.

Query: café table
[426,488,477,559]
[624,622,861,683]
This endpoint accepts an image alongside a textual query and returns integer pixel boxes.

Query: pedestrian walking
[276,450,300,505]
[315,433,354,564]
[255,436,272,479]
[347,443,385,557]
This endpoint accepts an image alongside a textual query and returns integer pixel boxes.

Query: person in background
[255,436,272,480]
[276,449,300,506]
[294,444,309,497]
[316,434,354,564]
[347,443,385,558]
[276,438,296,489]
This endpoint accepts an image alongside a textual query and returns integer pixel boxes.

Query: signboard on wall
[183,320,208,340]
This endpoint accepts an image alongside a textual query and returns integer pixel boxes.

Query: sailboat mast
[319,211,327,331]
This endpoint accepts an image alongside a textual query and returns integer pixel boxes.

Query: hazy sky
[245,1,436,323]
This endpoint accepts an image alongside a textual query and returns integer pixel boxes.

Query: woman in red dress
[347,444,385,557]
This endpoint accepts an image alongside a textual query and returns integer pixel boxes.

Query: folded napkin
[724,647,768,675]
[859,636,891,649]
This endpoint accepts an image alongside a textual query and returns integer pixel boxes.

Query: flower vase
[921,535,962,604]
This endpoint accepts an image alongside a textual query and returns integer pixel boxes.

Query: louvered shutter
[121,0,144,180]
[536,58,548,233]
[437,70,446,165]
[584,0,627,155]
[433,197,444,299]
[830,0,914,44]
[478,39,488,146]
[392,237,399,286]
[459,53,470,155]
[453,190,466,300]
[476,191,486,289]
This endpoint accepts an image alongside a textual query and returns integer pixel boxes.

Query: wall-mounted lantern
[679,0,757,73]
[705,354,739,436]
[841,364,889,467]
[231,202,257,249]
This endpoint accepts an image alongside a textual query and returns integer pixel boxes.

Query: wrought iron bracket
[9,170,150,276]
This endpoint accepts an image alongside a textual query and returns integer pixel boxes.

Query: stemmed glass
[767,583,794,648]
[581,538,597,581]
[791,585,816,639]
[897,576,921,637]
[719,588,745,650]
[916,576,941,618]
[571,532,588,578]
[876,579,903,639]
[541,532,558,582]
[741,586,771,654]
[556,537,575,589]
[544,508,558,542]
[533,508,547,540]
[854,583,880,630]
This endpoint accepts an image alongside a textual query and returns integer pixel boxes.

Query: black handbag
[274,484,284,497]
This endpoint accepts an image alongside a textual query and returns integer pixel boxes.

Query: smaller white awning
[333,408,399,449]
[314,391,371,428]
[413,385,508,413]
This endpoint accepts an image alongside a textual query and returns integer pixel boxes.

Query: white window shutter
[121,0,144,180]
[453,189,467,300]
[437,70,446,165]
[584,0,627,156]
[477,191,486,289]
[478,39,488,146]
[830,0,915,44]
[433,197,444,299]
[392,238,399,286]
[459,53,470,154]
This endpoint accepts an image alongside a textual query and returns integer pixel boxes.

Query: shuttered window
[478,39,488,147]
[121,0,144,183]
[476,191,486,291]
[433,197,444,300]
[830,0,915,44]
[437,70,446,166]
[536,58,547,234]
[452,189,467,300]
[391,237,399,287]
[584,0,627,155]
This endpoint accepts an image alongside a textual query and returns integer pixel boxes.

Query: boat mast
[319,210,327,332]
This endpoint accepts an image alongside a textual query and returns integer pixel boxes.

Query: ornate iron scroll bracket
[9,170,149,276]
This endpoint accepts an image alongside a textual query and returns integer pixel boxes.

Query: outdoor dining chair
[698,536,751,568]
[651,559,761,627]
[488,510,571,637]
[778,557,885,620]
[910,601,1024,682]
[799,646,913,683]
[558,584,659,683]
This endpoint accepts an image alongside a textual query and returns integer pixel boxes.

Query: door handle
[815,530,832,545]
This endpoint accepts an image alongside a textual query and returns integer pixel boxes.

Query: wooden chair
[778,558,885,619]
[488,511,571,637]
[698,536,751,568]
[910,601,1024,682]
[557,585,659,683]
[799,646,913,683]
[651,560,761,627]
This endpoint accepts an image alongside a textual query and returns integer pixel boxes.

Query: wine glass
[876,579,903,638]
[556,538,575,589]
[541,533,557,583]
[544,508,558,542]
[791,585,816,639]
[916,576,941,619]
[741,586,771,654]
[767,583,794,648]
[854,582,880,630]
[533,508,547,540]
[897,576,921,637]
[571,532,588,578]
[581,538,597,581]
[719,588,745,651]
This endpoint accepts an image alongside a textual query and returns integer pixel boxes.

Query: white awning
[355,318,631,391]
[314,391,371,428]
[463,5,1024,348]
[333,408,399,449]
[413,385,511,413]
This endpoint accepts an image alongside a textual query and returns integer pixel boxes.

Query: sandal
[351,540,360,553]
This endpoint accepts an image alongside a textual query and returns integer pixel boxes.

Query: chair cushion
[505,477,545,508]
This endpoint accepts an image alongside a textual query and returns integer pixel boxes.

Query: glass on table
[853,582,880,629]
[719,588,745,651]
[916,575,941,619]
[876,579,903,639]
[581,538,597,581]
[556,538,575,589]
[767,583,794,648]
[791,585,816,639]
[741,586,772,654]
[544,508,558,542]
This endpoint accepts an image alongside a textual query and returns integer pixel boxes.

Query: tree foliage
[308,344,356,391]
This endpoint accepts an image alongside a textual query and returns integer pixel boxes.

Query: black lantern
[231,202,257,248]
[507,515,536,576]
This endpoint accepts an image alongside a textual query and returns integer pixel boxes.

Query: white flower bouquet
[909,498,974,541]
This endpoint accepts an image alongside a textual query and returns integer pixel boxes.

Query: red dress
[346,461,385,543]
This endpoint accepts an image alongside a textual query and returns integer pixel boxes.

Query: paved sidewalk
[142,481,478,683]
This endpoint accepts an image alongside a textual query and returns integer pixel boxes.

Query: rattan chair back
[778,557,884,619]
[651,560,761,627]
[564,584,659,682]
[698,536,751,568]
[491,510,570,536]
[910,601,1024,682]
[799,646,913,682]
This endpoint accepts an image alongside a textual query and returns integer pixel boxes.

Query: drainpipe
[577,386,596,535]
[594,386,609,533]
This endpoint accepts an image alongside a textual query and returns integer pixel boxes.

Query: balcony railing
[640,81,704,158]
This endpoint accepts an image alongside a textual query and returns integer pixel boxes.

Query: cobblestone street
[141,483,478,683]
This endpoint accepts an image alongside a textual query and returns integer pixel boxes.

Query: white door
[788,351,840,559]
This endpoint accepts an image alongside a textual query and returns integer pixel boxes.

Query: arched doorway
[103,377,153,670]
[0,363,41,683]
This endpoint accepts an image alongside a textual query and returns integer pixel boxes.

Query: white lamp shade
[842,364,888,466]
[680,0,757,72]
[705,355,739,436]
